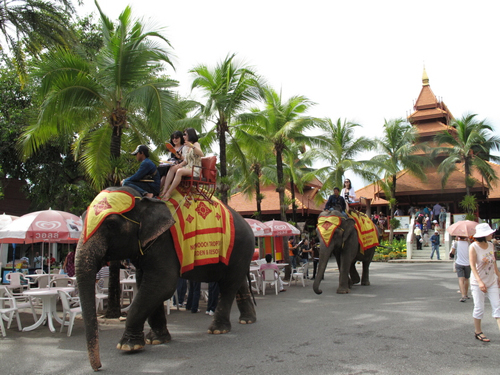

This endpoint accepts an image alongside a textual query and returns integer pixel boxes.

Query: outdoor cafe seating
[0,287,37,336]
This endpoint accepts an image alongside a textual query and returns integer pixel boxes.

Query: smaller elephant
[313,210,379,294]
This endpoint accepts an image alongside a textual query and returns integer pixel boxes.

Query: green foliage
[459,194,478,221]
[20,2,180,190]
[434,113,500,195]
[310,118,376,198]
[374,239,407,261]
[390,217,401,230]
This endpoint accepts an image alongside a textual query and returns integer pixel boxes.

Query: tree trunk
[276,150,286,222]
[106,109,125,318]
[290,178,297,224]
[389,174,396,242]
[219,120,228,204]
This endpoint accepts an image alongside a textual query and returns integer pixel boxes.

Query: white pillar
[406,214,415,259]
[0,243,8,267]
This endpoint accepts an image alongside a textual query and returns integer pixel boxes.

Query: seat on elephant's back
[180,156,217,202]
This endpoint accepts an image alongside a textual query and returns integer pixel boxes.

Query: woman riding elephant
[313,210,379,294]
[76,186,256,371]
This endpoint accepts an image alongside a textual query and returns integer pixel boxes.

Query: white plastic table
[22,287,75,332]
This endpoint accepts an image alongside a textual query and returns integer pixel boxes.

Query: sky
[78,0,500,191]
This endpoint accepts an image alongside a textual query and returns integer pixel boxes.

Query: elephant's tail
[247,272,257,306]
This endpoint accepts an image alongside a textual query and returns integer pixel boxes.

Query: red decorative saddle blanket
[163,189,235,274]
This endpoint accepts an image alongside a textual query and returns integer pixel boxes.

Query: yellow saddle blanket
[317,211,379,253]
[164,189,235,275]
[317,214,342,248]
[347,211,379,252]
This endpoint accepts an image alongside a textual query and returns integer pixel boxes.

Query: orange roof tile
[229,185,324,216]
[414,85,438,110]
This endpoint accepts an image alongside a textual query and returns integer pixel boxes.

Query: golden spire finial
[422,65,429,86]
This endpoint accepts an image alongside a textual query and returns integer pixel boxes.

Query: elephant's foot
[116,331,146,352]
[351,275,361,284]
[361,280,370,286]
[145,328,171,345]
[238,313,256,325]
[336,287,350,294]
[207,319,231,334]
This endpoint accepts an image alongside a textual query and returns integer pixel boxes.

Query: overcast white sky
[78,0,500,190]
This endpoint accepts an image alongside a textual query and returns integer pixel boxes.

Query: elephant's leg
[350,262,360,285]
[361,248,375,286]
[145,303,171,345]
[208,275,244,334]
[235,279,256,325]
[117,271,175,351]
[337,257,352,294]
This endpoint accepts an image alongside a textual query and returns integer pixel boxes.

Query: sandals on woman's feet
[475,332,490,342]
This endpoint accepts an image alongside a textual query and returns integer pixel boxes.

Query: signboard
[394,216,410,230]
[453,214,467,223]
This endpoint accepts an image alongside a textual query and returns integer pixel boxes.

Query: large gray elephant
[75,186,256,371]
[313,210,379,294]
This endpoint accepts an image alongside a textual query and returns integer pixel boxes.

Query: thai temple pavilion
[356,69,500,222]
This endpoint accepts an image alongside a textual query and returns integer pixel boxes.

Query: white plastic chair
[290,265,306,287]
[0,288,37,335]
[249,272,260,294]
[260,269,279,295]
[0,288,23,336]
[121,274,135,307]
[58,290,82,336]
[50,275,74,288]
[35,269,46,275]
[95,284,108,313]
[35,274,51,289]
[5,272,30,293]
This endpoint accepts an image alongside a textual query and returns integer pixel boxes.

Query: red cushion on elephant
[201,156,217,182]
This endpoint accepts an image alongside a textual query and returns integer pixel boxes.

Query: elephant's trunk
[313,243,331,295]
[75,236,106,371]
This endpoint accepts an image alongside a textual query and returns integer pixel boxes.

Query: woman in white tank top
[469,223,500,342]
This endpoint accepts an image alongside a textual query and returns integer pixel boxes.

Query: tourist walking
[451,237,471,302]
[430,230,440,260]
[469,223,500,342]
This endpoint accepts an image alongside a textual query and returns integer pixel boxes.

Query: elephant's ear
[136,198,175,246]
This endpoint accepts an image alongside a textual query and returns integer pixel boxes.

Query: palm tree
[227,127,274,221]
[190,53,261,204]
[309,118,376,198]
[20,1,179,189]
[237,86,319,222]
[371,118,430,241]
[0,0,76,82]
[19,1,179,319]
[282,143,316,224]
[434,113,500,196]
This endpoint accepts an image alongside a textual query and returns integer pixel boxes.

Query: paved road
[2,262,499,374]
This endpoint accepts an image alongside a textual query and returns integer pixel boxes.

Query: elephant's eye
[106,221,119,232]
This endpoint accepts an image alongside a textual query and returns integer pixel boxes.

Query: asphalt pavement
[1,262,499,375]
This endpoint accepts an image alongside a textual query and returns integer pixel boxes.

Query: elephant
[75,186,256,371]
[313,210,379,294]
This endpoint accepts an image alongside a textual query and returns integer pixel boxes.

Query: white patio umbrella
[0,214,18,269]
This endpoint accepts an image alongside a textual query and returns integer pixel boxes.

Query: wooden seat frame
[180,156,217,202]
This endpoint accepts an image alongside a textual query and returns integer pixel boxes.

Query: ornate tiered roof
[356,69,500,214]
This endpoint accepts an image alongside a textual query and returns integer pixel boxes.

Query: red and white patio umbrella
[244,218,272,237]
[263,220,300,237]
[0,213,18,230]
[0,209,82,279]
[0,209,82,244]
